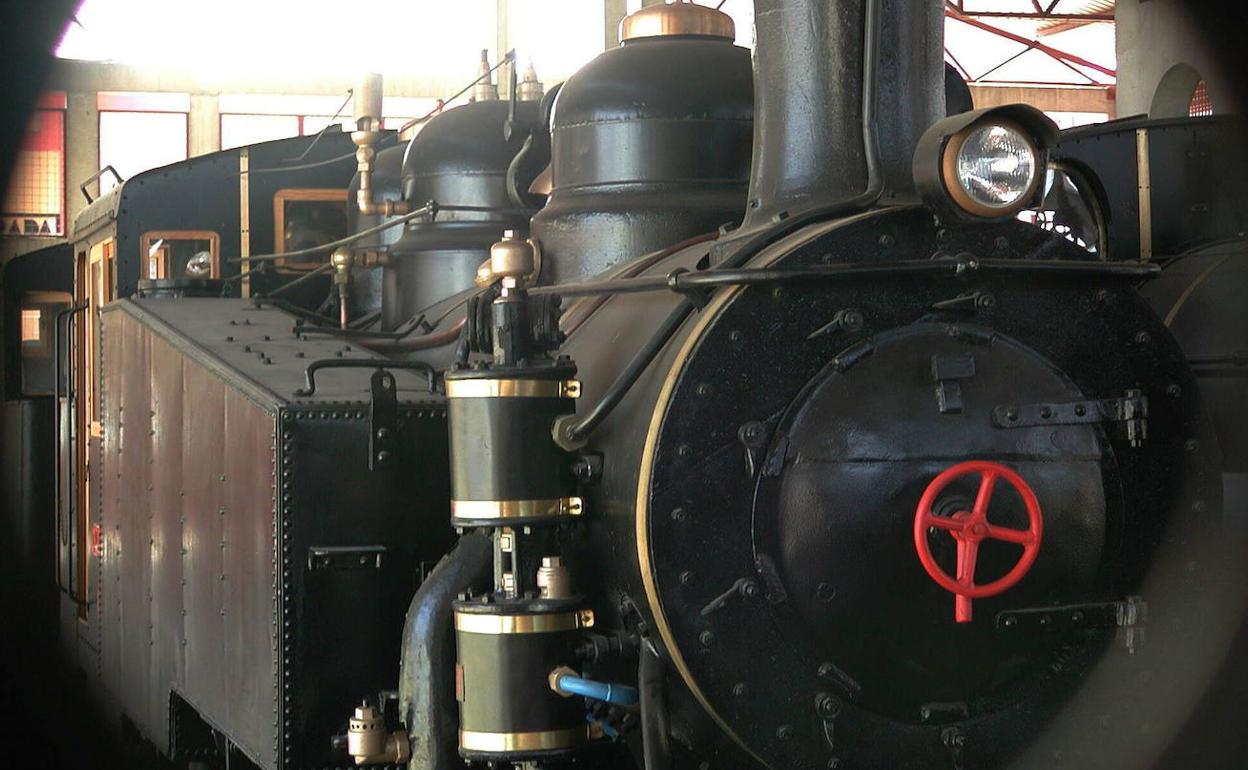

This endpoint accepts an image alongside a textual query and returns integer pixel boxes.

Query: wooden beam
[969,84,1116,117]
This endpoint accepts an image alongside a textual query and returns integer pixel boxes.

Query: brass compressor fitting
[346,703,410,766]
[330,247,354,286]
[476,230,541,287]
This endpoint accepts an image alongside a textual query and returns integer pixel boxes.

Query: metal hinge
[996,595,1148,653]
[991,388,1148,446]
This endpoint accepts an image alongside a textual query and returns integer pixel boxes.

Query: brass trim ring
[459,726,588,752]
[634,212,888,767]
[452,497,583,521]
[454,609,595,635]
[445,378,581,399]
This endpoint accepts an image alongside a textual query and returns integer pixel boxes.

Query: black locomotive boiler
[398,3,1228,770]
[7,1,1245,770]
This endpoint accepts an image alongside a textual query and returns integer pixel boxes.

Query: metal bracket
[369,369,397,470]
[79,164,123,204]
[294,358,436,397]
[996,596,1147,653]
[931,353,976,414]
[738,420,769,478]
[666,268,710,308]
[699,577,760,617]
[992,388,1148,446]
[307,545,386,571]
[931,291,996,313]
[806,307,865,340]
[761,432,789,478]
[941,727,967,770]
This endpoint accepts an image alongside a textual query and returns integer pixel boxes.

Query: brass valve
[476,230,541,287]
[345,703,410,766]
[330,247,354,286]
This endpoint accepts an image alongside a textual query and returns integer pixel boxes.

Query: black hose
[453,320,471,368]
[639,642,671,770]
[565,300,694,442]
[560,0,887,445]
[298,314,428,340]
[398,533,493,770]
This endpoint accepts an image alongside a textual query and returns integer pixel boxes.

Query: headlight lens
[953,124,1038,211]
[185,251,213,279]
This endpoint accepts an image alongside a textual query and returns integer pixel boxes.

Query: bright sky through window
[56,0,606,85]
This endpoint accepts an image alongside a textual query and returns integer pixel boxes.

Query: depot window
[97,92,190,194]
[1,92,67,237]
[18,291,71,395]
[219,94,430,150]
[20,309,42,344]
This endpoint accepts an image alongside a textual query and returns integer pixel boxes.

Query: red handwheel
[913,461,1043,623]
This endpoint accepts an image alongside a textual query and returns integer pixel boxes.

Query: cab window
[140,230,220,279]
[273,189,347,270]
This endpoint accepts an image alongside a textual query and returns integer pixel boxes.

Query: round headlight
[942,121,1041,218]
[185,251,214,279]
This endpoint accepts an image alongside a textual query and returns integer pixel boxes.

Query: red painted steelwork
[946,5,1117,79]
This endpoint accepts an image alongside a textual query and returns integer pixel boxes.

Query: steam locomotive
[2,1,1245,769]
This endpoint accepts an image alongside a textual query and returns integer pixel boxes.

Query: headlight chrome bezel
[941,119,1042,219]
[913,104,1058,223]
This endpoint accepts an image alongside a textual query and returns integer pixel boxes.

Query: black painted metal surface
[454,599,588,758]
[69,131,358,310]
[445,365,578,516]
[743,0,944,230]
[1,242,71,399]
[1053,116,1248,261]
[0,399,59,641]
[381,102,537,330]
[560,207,1221,769]
[1057,116,1248,522]
[530,34,753,285]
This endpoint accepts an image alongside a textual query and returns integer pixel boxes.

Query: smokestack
[742,0,944,229]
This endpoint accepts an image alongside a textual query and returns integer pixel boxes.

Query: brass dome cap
[619,1,735,43]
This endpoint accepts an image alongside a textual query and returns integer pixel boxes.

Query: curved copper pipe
[363,316,467,353]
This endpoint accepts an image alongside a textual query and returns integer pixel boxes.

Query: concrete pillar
[496,0,512,92]
[64,90,99,237]
[1116,0,1237,117]
[188,94,220,158]
[604,0,629,50]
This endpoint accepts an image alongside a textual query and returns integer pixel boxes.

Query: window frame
[18,290,72,395]
[1,92,67,238]
[272,188,348,271]
[139,229,221,280]
[97,93,191,194]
